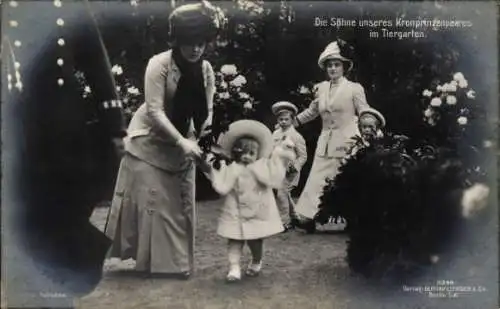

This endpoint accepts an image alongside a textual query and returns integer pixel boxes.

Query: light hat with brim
[219,120,273,159]
[318,41,353,71]
[359,108,386,128]
[271,101,299,116]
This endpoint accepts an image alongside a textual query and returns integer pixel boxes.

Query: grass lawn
[76,198,496,309]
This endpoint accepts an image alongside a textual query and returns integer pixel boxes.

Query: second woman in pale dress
[294,41,376,232]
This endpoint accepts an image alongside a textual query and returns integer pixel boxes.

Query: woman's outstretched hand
[177,137,203,158]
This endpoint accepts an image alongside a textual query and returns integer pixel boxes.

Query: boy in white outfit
[271,101,307,231]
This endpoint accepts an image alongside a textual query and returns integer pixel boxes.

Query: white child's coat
[209,147,295,240]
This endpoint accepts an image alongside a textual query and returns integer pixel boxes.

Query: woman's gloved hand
[177,137,203,158]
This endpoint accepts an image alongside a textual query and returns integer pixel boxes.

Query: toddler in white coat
[204,120,295,282]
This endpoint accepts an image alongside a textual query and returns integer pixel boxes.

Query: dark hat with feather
[169,1,226,44]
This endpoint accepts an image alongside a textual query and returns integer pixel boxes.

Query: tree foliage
[91,1,496,213]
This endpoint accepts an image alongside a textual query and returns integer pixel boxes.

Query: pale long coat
[295,77,370,219]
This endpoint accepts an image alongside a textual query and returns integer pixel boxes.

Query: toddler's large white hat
[318,41,353,71]
[219,120,273,159]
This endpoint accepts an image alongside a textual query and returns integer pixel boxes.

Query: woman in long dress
[293,41,373,233]
[104,2,222,277]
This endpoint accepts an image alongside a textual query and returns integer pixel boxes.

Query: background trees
[89,0,497,201]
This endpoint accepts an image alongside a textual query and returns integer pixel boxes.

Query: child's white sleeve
[250,146,295,188]
[210,162,239,196]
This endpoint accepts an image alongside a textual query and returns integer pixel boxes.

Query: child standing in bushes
[203,120,295,282]
[271,101,307,231]
[342,108,386,164]
[325,108,386,227]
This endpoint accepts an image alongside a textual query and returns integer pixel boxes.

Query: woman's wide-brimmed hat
[219,120,273,159]
[169,1,225,44]
[318,41,353,71]
[359,108,386,128]
[271,101,299,116]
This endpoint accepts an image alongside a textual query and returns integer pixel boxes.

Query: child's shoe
[245,261,262,277]
[226,267,241,282]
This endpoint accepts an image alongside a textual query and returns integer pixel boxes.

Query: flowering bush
[314,72,493,280]
[75,64,143,123]
[422,72,476,140]
[198,64,257,159]
[110,64,143,123]
[420,72,491,185]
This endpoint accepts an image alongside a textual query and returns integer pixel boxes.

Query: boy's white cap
[271,101,298,116]
[359,108,386,128]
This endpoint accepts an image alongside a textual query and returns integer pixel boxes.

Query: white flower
[111,65,123,76]
[217,40,229,48]
[483,140,493,148]
[466,89,476,99]
[130,0,138,7]
[422,89,432,97]
[127,86,140,95]
[230,75,247,87]
[442,82,456,92]
[453,72,465,82]
[219,92,230,100]
[84,86,92,93]
[220,64,237,76]
[461,183,490,219]
[446,95,457,105]
[254,6,264,14]
[430,255,439,264]
[424,108,433,118]
[458,79,468,88]
[457,116,468,125]
[450,80,458,87]
[116,86,121,92]
[299,85,310,94]
[436,85,443,92]
[430,97,442,107]
[243,101,253,109]
[15,81,23,91]
[219,81,228,90]
[239,92,250,100]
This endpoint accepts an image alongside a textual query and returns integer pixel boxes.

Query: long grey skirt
[104,153,195,274]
